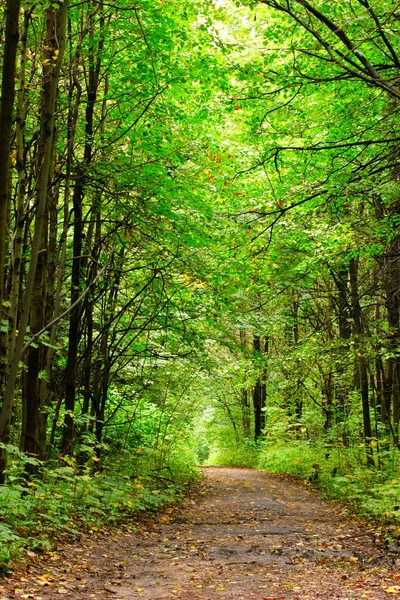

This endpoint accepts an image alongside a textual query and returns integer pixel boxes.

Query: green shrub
[209,438,259,468]
[257,437,400,524]
[0,442,199,573]
[257,439,324,479]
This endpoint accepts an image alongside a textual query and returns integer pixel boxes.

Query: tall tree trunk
[349,257,374,466]
[253,334,267,441]
[241,389,251,437]
[375,198,400,443]
[321,291,334,430]
[0,0,21,391]
[7,3,29,374]
[292,297,302,430]
[21,6,62,464]
[62,1,103,454]
[61,167,84,455]
[332,265,351,444]
[40,30,82,458]
[92,253,122,445]
[381,241,400,445]
[0,0,69,480]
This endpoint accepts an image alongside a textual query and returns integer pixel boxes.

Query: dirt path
[2,467,400,599]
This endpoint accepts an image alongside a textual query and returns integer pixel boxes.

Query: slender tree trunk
[292,298,302,430]
[61,168,84,455]
[21,4,66,466]
[80,205,101,437]
[253,334,267,441]
[92,254,122,445]
[382,270,400,444]
[333,265,351,444]
[23,254,44,461]
[62,2,103,454]
[40,36,81,457]
[322,292,334,430]
[349,257,374,466]
[21,7,62,462]
[0,0,69,480]
[37,182,59,460]
[375,356,386,421]
[322,371,333,430]
[0,0,21,391]
[374,199,400,443]
[7,3,29,374]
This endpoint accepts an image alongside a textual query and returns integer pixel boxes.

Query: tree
[0,0,21,385]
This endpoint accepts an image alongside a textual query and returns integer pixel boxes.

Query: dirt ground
[2,467,400,599]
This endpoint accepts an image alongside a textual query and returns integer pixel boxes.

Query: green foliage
[257,439,324,480]
[0,523,22,575]
[324,469,400,523]
[0,443,199,573]
[256,419,400,524]
[196,443,210,465]
[209,439,259,468]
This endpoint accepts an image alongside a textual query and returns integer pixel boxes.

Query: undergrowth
[206,410,400,530]
[0,443,199,574]
[205,403,400,530]
[208,439,258,468]
[257,438,400,526]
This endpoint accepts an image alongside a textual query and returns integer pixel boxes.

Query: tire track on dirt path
[2,467,400,599]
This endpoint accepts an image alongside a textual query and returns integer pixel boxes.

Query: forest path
[2,467,400,599]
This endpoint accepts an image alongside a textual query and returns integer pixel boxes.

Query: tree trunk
[0,0,69,480]
[62,2,103,454]
[7,3,29,373]
[292,298,302,430]
[332,265,351,444]
[0,0,21,392]
[349,257,374,466]
[253,334,267,441]
[21,6,63,465]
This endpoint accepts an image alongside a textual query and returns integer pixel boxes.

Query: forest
[1,0,400,571]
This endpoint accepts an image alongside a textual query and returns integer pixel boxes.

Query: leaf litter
[1,467,400,599]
